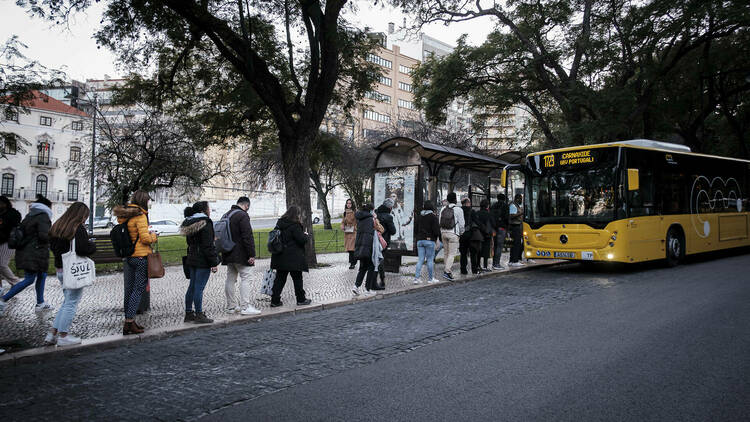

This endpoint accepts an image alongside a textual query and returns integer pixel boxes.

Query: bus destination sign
[542,150,596,168]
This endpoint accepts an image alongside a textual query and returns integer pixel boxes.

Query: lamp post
[89,93,97,235]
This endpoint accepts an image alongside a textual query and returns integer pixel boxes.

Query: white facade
[1,92,91,219]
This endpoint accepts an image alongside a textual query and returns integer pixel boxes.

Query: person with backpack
[180,201,220,324]
[490,193,509,270]
[219,197,260,316]
[459,197,483,275]
[438,192,465,281]
[0,195,53,316]
[113,190,157,335]
[352,203,382,296]
[45,202,97,346]
[0,196,22,294]
[269,206,312,308]
[476,199,494,272]
[341,199,357,270]
[374,198,397,289]
[414,200,441,284]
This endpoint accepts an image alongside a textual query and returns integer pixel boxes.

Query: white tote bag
[61,238,96,289]
[260,268,275,296]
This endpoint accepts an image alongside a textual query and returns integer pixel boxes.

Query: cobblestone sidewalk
[0,251,525,352]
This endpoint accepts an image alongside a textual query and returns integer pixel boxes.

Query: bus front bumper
[523,246,626,263]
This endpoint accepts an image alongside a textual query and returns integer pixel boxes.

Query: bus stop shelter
[372,137,511,270]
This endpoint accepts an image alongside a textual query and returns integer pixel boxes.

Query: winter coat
[180,215,220,269]
[15,203,52,272]
[113,204,157,257]
[220,205,256,265]
[475,209,494,239]
[461,206,484,242]
[416,210,441,242]
[270,217,309,272]
[0,207,22,244]
[375,205,397,245]
[353,211,375,259]
[341,209,357,252]
[50,224,97,269]
[490,200,509,229]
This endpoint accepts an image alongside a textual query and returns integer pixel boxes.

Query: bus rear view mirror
[627,168,640,191]
[501,169,507,188]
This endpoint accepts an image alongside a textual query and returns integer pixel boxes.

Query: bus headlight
[526,251,531,257]
[607,253,614,260]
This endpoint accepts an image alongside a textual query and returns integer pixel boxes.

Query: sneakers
[184,311,196,322]
[509,262,524,267]
[413,278,421,285]
[443,272,454,281]
[352,286,361,296]
[492,265,506,270]
[526,259,536,264]
[44,331,57,345]
[225,307,240,314]
[194,312,213,324]
[240,305,261,315]
[56,335,82,347]
[348,264,356,270]
[363,290,376,297]
[297,299,312,306]
[35,302,53,313]
[270,301,283,308]
[428,278,440,284]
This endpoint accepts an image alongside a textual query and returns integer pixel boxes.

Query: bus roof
[527,139,750,163]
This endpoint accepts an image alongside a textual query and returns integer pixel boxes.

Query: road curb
[0,260,567,366]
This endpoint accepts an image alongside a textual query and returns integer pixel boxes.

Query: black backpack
[7,225,25,249]
[267,227,285,255]
[439,205,456,230]
[110,218,139,258]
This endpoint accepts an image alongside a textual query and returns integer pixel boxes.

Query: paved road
[1,252,748,421]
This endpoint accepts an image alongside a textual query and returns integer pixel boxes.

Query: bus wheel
[666,228,684,267]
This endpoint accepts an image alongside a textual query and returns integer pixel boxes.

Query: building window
[2,138,16,155]
[399,82,413,92]
[71,121,83,131]
[4,108,18,122]
[399,64,413,74]
[70,146,81,162]
[67,180,79,201]
[40,116,52,126]
[35,174,48,197]
[378,76,392,87]
[367,54,392,69]
[364,110,390,123]
[363,129,387,140]
[1,174,14,196]
[365,91,391,104]
[37,142,51,165]
[398,99,415,110]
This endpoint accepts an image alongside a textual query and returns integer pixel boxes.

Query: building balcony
[29,156,59,168]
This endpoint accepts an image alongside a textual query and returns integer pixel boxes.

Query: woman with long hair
[45,202,96,346]
[414,200,441,284]
[269,206,312,307]
[113,190,157,335]
[341,199,357,270]
[180,201,219,324]
[352,203,383,296]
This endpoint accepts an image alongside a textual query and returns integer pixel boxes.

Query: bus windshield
[525,147,619,229]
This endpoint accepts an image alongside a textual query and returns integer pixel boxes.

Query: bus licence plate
[554,252,575,258]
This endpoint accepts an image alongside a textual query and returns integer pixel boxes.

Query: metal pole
[88,94,97,234]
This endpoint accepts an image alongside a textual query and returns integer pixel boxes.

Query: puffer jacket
[270,217,309,272]
[353,211,375,259]
[0,208,22,244]
[113,204,157,257]
[180,215,220,269]
[15,203,51,272]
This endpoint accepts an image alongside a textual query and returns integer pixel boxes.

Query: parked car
[148,220,181,235]
[85,216,114,230]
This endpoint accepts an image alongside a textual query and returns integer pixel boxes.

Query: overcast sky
[0,1,496,82]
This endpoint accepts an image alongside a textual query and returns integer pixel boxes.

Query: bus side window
[629,169,655,217]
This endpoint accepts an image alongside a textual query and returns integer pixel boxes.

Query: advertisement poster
[374,166,417,251]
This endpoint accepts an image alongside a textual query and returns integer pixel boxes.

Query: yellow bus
[505,140,750,265]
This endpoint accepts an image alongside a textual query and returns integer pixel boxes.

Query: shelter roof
[375,137,508,173]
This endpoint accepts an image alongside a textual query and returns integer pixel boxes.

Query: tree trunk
[320,196,332,230]
[280,135,318,267]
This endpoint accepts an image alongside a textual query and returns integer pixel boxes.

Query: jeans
[225,263,252,310]
[2,271,47,303]
[415,240,436,280]
[440,231,460,274]
[52,270,84,333]
[509,225,523,263]
[492,228,507,266]
[186,267,211,312]
[271,270,306,304]
[355,257,377,291]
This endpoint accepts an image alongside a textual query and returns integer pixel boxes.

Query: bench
[91,234,123,264]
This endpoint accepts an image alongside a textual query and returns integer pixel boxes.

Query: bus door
[624,163,663,261]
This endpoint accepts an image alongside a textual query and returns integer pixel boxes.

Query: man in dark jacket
[0,196,21,292]
[0,195,53,315]
[374,198,397,287]
[490,194,509,270]
[459,198,482,275]
[221,197,260,315]
[475,199,494,271]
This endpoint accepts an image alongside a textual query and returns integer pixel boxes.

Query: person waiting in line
[508,193,525,267]
[270,206,312,307]
[414,200,441,284]
[352,203,383,296]
[476,199,494,272]
[459,197,483,275]
[374,198,396,288]
[46,202,97,346]
[181,201,220,324]
[222,196,261,316]
[341,199,357,270]
[438,192,464,281]
[113,190,158,335]
[490,194,509,270]
[0,196,22,295]
[0,195,53,316]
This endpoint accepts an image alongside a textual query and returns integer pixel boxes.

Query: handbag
[260,268,275,296]
[61,238,96,289]
[373,218,387,249]
[343,225,355,233]
[147,242,165,279]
